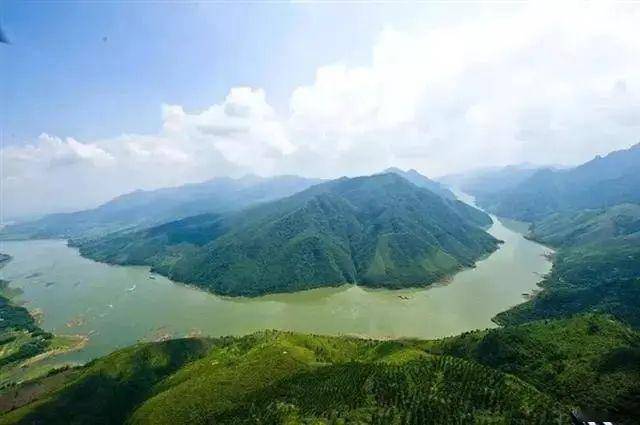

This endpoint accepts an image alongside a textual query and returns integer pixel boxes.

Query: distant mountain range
[77,173,499,296]
[0,175,322,240]
[463,143,640,221]
[439,164,550,200]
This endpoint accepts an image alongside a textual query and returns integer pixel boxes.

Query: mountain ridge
[77,173,500,296]
[473,142,640,221]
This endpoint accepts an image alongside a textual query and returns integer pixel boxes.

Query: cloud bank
[3,2,640,218]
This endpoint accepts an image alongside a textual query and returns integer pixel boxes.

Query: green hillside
[528,203,640,248]
[1,330,568,425]
[77,173,499,296]
[473,143,640,222]
[0,175,321,241]
[3,315,638,424]
[423,314,640,424]
[496,204,640,328]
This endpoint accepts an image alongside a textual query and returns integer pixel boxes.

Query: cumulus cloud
[3,1,640,218]
[2,88,290,218]
[283,2,640,176]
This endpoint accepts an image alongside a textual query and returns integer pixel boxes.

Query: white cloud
[3,1,640,218]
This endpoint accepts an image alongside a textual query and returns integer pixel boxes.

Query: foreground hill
[0,175,321,240]
[496,204,640,328]
[424,314,640,424]
[472,143,640,221]
[2,315,638,424]
[77,173,499,296]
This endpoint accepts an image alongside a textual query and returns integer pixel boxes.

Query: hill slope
[1,330,569,425]
[4,315,639,424]
[0,175,321,240]
[423,314,640,424]
[77,173,499,296]
[496,204,640,328]
[474,143,640,221]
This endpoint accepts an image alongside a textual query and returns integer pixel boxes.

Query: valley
[0,202,550,366]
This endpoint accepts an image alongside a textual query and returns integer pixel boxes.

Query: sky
[2,1,640,219]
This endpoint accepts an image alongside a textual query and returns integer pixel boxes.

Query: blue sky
[2,1,465,143]
[2,2,639,218]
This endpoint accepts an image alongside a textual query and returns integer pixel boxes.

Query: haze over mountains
[383,167,456,200]
[461,143,640,222]
[2,143,639,424]
[0,175,322,240]
[77,173,499,296]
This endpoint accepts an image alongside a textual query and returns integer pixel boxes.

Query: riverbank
[0,211,551,366]
[0,254,88,388]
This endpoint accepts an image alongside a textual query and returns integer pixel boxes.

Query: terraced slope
[1,331,567,425]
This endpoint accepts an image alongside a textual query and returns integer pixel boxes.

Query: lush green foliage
[6,316,637,424]
[0,175,320,240]
[77,174,499,296]
[528,203,640,247]
[496,205,640,328]
[423,314,640,424]
[2,329,576,425]
[472,143,640,221]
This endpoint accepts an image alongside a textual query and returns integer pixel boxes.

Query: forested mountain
[496,204,640,328]
[76,173,499,296]
[472,143,640,221]
[0,175,321,240]
[529,203,640,248]
[3,315,637,425]
[383,167,456,200]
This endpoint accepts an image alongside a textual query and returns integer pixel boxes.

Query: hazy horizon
[3,1,640,218]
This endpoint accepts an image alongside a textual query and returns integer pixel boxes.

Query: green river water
[0,211,551,366]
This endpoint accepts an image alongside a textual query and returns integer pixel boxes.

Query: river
[0,210,551,365]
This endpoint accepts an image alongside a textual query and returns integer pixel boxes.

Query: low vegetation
[0,255,84,389]
[2,314,638,424]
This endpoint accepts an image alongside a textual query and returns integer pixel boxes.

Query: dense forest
[495,204,640,328]
[75,174,500,296]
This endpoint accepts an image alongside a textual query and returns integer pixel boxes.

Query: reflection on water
[0,211,551,365]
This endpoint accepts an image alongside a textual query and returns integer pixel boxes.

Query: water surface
[0,212,551,364]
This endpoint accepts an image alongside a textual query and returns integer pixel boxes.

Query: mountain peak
[382,167,456,200]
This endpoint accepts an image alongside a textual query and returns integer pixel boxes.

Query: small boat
[107,304,114,309]
[149,275,156,280]
[126,284,137,292]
